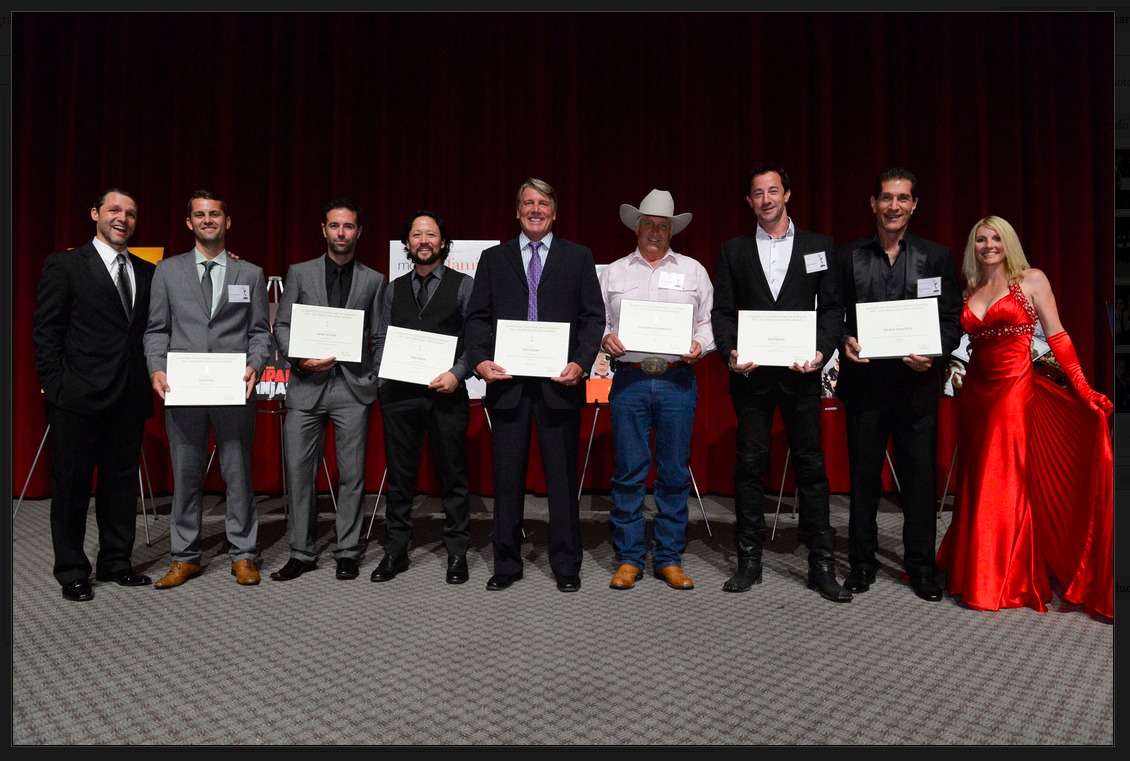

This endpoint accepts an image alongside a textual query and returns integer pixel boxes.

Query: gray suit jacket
[273,254,386,409]
[144,250,274,377]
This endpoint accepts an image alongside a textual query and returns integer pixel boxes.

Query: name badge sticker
[917,277,941,298]
[228,284,251,303]
[804,252,828,273]
[657,271,685,290]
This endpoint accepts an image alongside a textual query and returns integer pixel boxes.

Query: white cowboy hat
[619,189,692,235]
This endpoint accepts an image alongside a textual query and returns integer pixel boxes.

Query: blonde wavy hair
[961,215,1030,291]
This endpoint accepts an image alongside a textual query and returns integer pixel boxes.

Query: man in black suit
[464,178,604,592]
[830,167,962,602]
[711,164,851,603]
[32,188,156,602]
[370,210,475,585]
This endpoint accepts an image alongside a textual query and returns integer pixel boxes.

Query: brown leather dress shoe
[654,565,695,590]
[153,561,203,589]
[609,564,643,590]
[231,559,260,586]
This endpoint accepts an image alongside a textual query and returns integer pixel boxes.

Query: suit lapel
[314,255,330,306]
[82,245,127,320]
[738,235,775,303]
[344,262,367,309]
[903,237,927,299]
[505,239,528,294]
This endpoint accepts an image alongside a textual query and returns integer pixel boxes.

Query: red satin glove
[1046,331,1113,418]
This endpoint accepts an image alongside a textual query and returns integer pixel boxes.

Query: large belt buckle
[640,356,668,376]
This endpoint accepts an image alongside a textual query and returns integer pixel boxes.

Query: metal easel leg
[688,464,712,538]
[365,467,388,541]
[577,402,601,501]
[14,424,50,519]
[770,447,792,542]
[885,449,902,494]
[937,443,958,517]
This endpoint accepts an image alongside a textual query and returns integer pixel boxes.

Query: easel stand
[14,424,156,547]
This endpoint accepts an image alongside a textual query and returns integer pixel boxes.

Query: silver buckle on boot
[640,357,668,376]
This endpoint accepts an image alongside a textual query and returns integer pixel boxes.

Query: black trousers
[46,400,145,585]
[488,381,582,578]
[843,387,940,576]
[380,386,471,557]
[731,390,834,565]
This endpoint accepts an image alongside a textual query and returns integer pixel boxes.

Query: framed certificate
[617,299,693,358]
[288,303,365,363]
[856,298,942,358]
[165,352,247,406]
[736,310,816,366]
[378,326,458,386]
[494,319,569,377]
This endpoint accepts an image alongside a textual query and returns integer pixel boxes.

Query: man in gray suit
[145,190,274,588]
[269,198,386,582]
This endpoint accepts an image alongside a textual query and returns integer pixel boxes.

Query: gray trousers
[165,401,259,564]
[283,374,372,562]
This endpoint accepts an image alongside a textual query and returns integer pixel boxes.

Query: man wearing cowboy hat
[598,189,715,590]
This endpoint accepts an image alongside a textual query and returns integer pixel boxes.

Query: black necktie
[416,273,432,312]
[328,266,343,309]
[201,261,216,317]
[115,253,132,319]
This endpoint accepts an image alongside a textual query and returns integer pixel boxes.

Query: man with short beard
[369,210,475,585]
[269,198,386,583]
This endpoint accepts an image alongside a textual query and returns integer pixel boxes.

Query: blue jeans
[608,366,697,570]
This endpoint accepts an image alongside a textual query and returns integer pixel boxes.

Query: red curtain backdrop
[12,12,1113,499]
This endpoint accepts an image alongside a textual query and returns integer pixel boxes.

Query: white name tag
[228,284,251,302]
[917,277,941,298]
[804,252,828,273]
[658,271,685,290]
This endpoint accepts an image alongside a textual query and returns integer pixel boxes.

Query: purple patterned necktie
[527,241,542,321]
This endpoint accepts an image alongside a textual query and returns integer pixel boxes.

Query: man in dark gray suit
[464,178,604,593]
[269,198,385,583]
[711,164,851,603]
[145,190,274,588]
[33,188,156,602]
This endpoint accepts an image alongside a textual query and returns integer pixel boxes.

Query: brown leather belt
[613,358,690,376]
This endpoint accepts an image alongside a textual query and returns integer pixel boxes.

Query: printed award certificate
[288,303,364,363]
[736,310,816,366]
[617,299,693,358]
[856,298,942,358]
[377,326,458,386]
[164,352,247,406]
[494,319,570,377]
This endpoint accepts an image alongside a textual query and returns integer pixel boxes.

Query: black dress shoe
[95,569,152,587]
[446,554,469,585]
[369,552,409,582]
[270,558,317,581]
[555,574,581,592]
[843,568,877,593]
[486,571,522,591]
[807,568,853,603]
[61,579,93,602]
[335,558,359,580]
[911,572,944,602]
[722,558,763,593]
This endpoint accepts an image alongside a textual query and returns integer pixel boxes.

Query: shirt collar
[754,217,795,241]
[195,249,229,267]
[92,237,127,267]
[520,232,553,252]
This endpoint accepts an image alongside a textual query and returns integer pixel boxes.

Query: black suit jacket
[712,227,841,397]
[830,232,963,404]
[464,235,604,410]
[32,241,155,418]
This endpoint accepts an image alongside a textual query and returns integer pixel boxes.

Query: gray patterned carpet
[10,490,1115,746]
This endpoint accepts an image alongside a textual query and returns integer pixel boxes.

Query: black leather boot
[722,555,763,593]
[807,559,852,603]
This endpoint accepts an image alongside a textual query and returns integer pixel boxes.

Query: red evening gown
[936,282,1113,618]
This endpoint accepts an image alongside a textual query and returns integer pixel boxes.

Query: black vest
[381,268,469,402]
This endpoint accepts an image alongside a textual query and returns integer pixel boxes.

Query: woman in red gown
[936,216,1113,619]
